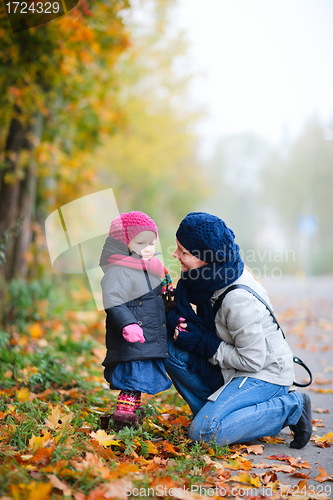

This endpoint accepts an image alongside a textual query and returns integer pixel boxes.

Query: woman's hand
[174,322,222,359]
[174,317,187,340]
[174,322,187,340]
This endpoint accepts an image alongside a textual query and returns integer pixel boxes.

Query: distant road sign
[298,214,317,236]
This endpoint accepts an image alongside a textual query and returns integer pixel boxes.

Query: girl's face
[128,231,156,260]
[173,239,207,272]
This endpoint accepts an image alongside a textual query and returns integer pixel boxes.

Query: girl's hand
[174,317,187,340]
[122,324,145,343]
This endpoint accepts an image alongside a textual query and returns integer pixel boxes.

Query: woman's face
[173,239,207,272]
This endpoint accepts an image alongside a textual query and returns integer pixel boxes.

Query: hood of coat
[99,236,130,273]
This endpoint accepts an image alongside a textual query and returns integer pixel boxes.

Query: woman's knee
[189,414,216,443]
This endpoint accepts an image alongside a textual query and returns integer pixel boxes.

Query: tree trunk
[0,110,25,282]
[0,115,25,237]
[0,108,43,281]
[10,111,43,280]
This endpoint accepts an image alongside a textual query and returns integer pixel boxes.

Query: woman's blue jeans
[164,335,303,446]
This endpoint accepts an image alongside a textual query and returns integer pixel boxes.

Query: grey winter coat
[208,269,295,401]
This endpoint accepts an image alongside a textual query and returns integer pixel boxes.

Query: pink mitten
[177,317,187,331]
[122,324,145,343]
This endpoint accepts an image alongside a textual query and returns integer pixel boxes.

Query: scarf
[107,254,173,293]
[167,255,244,386]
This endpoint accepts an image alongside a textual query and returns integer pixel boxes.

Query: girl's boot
[133,391,146,424]
[112,390,140,429]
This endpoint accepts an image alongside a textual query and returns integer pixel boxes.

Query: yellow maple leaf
[29,430,54,450]
[316,431,333,443]
[145,440,159,455]
[90,429,120,447]
[230,473,261,488]
[10,481,52,500]
[45,405,73,431]
[16,387,31,402]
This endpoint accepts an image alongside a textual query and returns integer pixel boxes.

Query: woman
[164,212,312,449]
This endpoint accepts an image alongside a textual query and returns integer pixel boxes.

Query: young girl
[99,211,172,427]
[165,212,312,449]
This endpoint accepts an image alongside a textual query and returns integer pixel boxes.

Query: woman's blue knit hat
[176,212,239,264]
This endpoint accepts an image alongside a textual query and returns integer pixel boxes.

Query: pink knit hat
[109,211,158,245]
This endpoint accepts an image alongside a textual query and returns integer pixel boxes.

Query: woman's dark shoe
[289,393,312,449]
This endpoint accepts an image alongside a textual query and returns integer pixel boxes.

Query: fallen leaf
[10,481,52,500]
[229,473,261,487]
[172,415,191,427]
[100,477,133,500]
[313,419,325,428]
[29,431,54,450]
[251,462,274,469]
[90,430,120,447]
[272,464,295,473]
[288,456,311,469]
[204,455,224,470]
[314,431,333,447]
[259,436,286,443]
[145,441,159,455]
[28,322,44,339]
[313,408,330,414]
[267,453,292,461]
[315,466,333,482]
[162,441,178,455]
[108,462,139,479]
[16,387,31,403]
[44,405,63,429]
[72,452,110,479]
[48,474,72,496]
[246,445,263,455]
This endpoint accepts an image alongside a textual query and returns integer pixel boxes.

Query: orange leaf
[315,466,333,482]
[162,441,178,455]
[30,445,55,466]
[28,322,44,339]
[108,462,139,479]
[151,475,178,489]
[172,415,191,427]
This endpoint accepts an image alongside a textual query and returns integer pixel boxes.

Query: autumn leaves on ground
[0,277,332,500]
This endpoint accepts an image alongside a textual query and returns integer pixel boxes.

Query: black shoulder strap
[213,284,283,335]
[213,283,313,387]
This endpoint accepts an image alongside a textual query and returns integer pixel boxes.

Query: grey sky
[174,0,333,155]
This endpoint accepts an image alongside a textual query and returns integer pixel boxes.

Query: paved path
[249,276,333,497]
